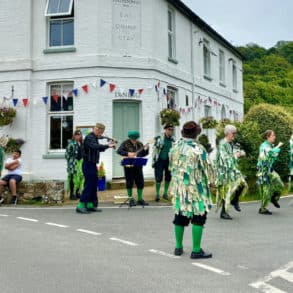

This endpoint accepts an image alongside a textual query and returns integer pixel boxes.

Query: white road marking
[110,237,138,246]
[77,229,101,236]
[148,249,180,259]
[0,214,9,217]
[249,261,293,293]
[17,217,39,222]
[192,262,231,276]
[45,222,69,228]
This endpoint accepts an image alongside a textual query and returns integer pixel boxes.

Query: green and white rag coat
[288,137,293,191]
[169,138,214,217]
[65,139,84,195]
[257,140,284,209]
[215,139,248,212]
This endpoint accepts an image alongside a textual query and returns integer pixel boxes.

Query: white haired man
[215,125,248,219]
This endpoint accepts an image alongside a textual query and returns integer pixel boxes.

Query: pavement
[0,196,293,293]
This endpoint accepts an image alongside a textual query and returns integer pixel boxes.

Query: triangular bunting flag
[109,83,116,93]
[12,98,18,107]
[82,84,88,93]
[163,88,166,96]
[138,89,144,95]
[42,96,48,105]
[155,85,158,92]
[158,81,161,88]
[91,82,97,88]
[100,79,106,87]
[72,89,78,97]
[53,95,59,103]
[63,92,69,101]
[129,89,135,97]
[22,98,29,107]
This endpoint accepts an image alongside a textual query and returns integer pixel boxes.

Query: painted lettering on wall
[112,0,141,50]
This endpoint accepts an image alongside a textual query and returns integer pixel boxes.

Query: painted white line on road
[148,249,180,259]
[0,214,9,217]
[17,217,39,222]
[45,222,69,228]
[77,229,101,236]
[249,261,293,293]
[110,237,138,246]
[192,262,231,276]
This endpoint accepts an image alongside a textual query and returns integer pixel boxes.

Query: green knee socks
[163,181,170,195]
[127,188,133,198]
[174,225,184,249]
[155,182,161,197]
[192,224,203,253]
[137,189,143,201]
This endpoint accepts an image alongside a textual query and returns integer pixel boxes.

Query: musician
[117,130,149,206]
[76,123,116,214]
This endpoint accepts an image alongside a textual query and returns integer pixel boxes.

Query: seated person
[0,150,22,205]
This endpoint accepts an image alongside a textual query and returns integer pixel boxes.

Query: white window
[219,50,225,84]
[221,105,226,120]
[232,61,237,91]
[45,0,74,47]
[167,87,177,110]
[168,8,176,59]
[204,105,212,117]
[48,82,74,150]
[203,40,211,79]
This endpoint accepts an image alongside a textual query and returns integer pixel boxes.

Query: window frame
[219,50,226,85]
[203,39,212,80]
[48,82,74,152]
[45,0,74,17]
[167,8,176,60]
[232,61,238,92]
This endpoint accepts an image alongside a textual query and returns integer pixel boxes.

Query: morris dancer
[170,121,213,259]
[117,130,149,206]
[152,123,175,201]
[257,130,284,214]
[215,125,248,220]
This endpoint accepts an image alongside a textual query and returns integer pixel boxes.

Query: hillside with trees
[237,41,293,113]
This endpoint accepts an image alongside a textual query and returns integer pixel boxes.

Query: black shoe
[231,201,241,212]
[162,194,169,200]
[190,249,212,259]
[129,198,136,207]
[271,199,280,208]
[137,199,149,206]
[87,207,102,212]
[220,211,232,220]
[174,248,183,256]
[155,196,160,202]
[76,207,90,214]
[10,196,17,205]
[259,208,272,215]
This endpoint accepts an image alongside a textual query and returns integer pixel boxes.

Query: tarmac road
[0,196,293,293]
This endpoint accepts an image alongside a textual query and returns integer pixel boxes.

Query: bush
[5,138,25,154]
[198,134,213,154]
[199,116,218,129]
[0,107,16,126]
[245,104,293,179]
[160,108,180,126]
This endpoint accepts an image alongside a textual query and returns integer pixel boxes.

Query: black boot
[231,185,243,212]
[220,201,232,220]
[271,192,280,208]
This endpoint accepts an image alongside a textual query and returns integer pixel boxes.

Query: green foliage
[198,134,213,154]
[160,108,180,126]
[0,107,16,126]
[97,162,106,178]
[5,138,25,154]
[245,104,293,179]
[199,116,218,129]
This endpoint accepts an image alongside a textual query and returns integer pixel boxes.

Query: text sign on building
[112,0,141,51]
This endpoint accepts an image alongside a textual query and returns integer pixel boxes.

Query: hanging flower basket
[0,107,16,126]
[5,138,25,154]
[199,116,218,129]
[160,108,180,126]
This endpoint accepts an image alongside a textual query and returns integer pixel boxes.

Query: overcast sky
[181,0,293,48]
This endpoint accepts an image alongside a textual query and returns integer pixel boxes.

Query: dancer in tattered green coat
[170,121,213,259]
[215,125,248,220]
[257,130,284,215]
[289,135,293,192]
[65,130,84,200]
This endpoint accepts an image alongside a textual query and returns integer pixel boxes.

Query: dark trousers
[124,166,144,189]
[154,159,171,183]
[80,161,98,205]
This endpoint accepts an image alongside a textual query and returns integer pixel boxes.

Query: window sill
[168,57,178,64]
[43,153,65,159]
[219,82,226,88]
[233,89,239,93]
[43,47,76,54]
[204,75,213,81]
